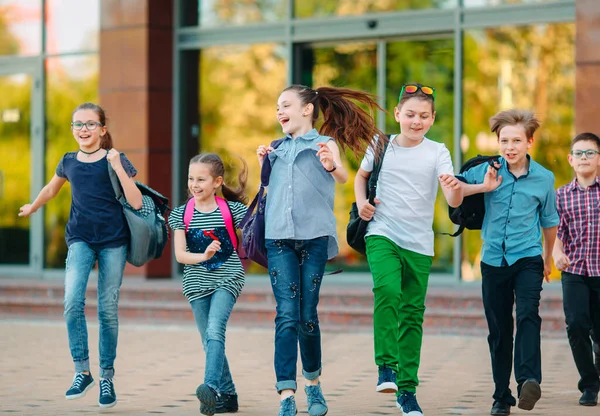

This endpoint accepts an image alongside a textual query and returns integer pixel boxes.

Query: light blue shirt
[265,128,338,259]
[461,155,559,267]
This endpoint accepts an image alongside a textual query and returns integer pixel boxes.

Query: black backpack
[447,155,499,237]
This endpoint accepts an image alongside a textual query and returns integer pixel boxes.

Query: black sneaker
[376,365,397,393]
[98,378,117,408]
[215,392,238,413]
[579,390,598,406]
[396,391,423,416]
[66,372,95,400]
[197,384,218,416]
[490,401,511,415]
[517,379,541,411]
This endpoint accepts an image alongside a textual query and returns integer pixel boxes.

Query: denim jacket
[265,128,338,259]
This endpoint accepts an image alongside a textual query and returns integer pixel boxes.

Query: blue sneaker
[65,372,95,400]
[396,391,424,416]
[376,366,397,393]
[305,383,328,416]
[98,378,117,408]
[278,396,297,416]
[197,384,218,416]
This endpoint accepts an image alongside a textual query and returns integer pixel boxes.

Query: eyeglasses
[399,84,436,101]
[71,121,103,131]
[570,149,600,159]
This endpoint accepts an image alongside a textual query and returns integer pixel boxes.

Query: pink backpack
[183,196,238,251]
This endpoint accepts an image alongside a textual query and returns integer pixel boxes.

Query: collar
[499,154,533,178]
[285,128,320,141]
[567,176,600,193]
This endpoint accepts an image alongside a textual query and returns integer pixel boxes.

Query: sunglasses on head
[399,84,436,101]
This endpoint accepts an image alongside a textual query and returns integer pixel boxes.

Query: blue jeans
[64,242,127,379]
[266,237,328,393]
[190,289,237,394]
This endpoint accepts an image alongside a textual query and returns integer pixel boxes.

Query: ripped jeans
[266,237,328,393]
[64,242,127,379]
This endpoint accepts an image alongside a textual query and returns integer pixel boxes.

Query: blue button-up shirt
[461,155,559,267]
[265,128,338,259]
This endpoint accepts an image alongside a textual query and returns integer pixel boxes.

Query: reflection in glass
[0,0,41,56]
[386,38,455,274]
[295,0,457,19]
[300,42,377,270]
[44,54,99,268]
[463,0,556,7]
[198,43,286,271]
[0,74,31,264]
[45,0,99,54]
[461,23,574,280]
[197,0,287,27]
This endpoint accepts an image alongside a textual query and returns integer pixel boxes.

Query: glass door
[0,59,43,273]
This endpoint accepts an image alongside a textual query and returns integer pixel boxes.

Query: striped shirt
[556,177,600,277]
[168,201,248,302]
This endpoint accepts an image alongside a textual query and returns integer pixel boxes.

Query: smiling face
[71,109,107,151]
[188,162,223,203]
[568,140,600,178]
[276,90,313,137]
[394,97,435,143]
[498,124,532,168]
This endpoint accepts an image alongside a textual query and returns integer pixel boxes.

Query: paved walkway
[0,319,594,415]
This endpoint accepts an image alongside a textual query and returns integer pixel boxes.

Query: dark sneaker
[197,384,218,416]
[594,341,600,376]
[517,379,541,411]
[65,372,95,400]
[579,390,598,406]
[278,395,297,416]
[305,383,328,416]
[216,392,238,413]
[490,401,511,415]
[396,391,424,416]
[98,378,117,408]
[376,365,397,393]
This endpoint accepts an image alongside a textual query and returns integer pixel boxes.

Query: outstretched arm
[439,174,463,208]
[18,174,66,217]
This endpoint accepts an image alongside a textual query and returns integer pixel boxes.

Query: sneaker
[215,392,239,413]
[65,372,95,400]
[396,391,424,416]
[579,390,598,406]
[517,379,541,411]
[197,384,218,416]
[305,383,328,416]
[98,378,117,408]
[490,400,511,415]
[376,365,398,393]
[278,395,297,416]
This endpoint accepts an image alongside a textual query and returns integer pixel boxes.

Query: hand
[257,145,273,165]
[482,164,502,192]
[543,259,552,283]
[107,148,123,171]
[203,240,221,261]
[439,174,461,191]
[316,142,335,171]
[18,204,35,217]
[358,198,380,221]
[553,252,570,271]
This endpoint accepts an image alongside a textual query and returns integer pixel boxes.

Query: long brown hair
[189,153,248,204]
[72,102,113,149]
[283,85,387,161]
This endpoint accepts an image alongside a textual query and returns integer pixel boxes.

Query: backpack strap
[183,197,195,233]
[367,134,391,204]
[215,196,238,251]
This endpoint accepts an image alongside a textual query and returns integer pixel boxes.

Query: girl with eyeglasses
[18,102,142,409]
[354,83,463,416]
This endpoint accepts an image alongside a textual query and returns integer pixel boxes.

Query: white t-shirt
[360,135,454,256]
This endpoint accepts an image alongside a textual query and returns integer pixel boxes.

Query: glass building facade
[0,0,580,281]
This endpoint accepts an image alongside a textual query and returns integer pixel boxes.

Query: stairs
[0,276,566,337]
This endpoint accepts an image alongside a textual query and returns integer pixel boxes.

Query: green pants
[366,235,432,393]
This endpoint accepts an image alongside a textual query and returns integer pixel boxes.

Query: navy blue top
[56,151,137,249]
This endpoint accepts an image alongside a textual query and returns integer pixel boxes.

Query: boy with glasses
[553,132,600,406]
[459,109,559,415]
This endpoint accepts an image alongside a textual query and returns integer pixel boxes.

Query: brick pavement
[0,319,594,415]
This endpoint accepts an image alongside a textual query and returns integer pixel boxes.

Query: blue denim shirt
[461,155,559,267]
[265,128,338,259]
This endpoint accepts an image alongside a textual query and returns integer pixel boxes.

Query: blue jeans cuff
[100,367,115,379]
[74,359,90,373]
[302,367,321,381]
[276,380,297,393]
